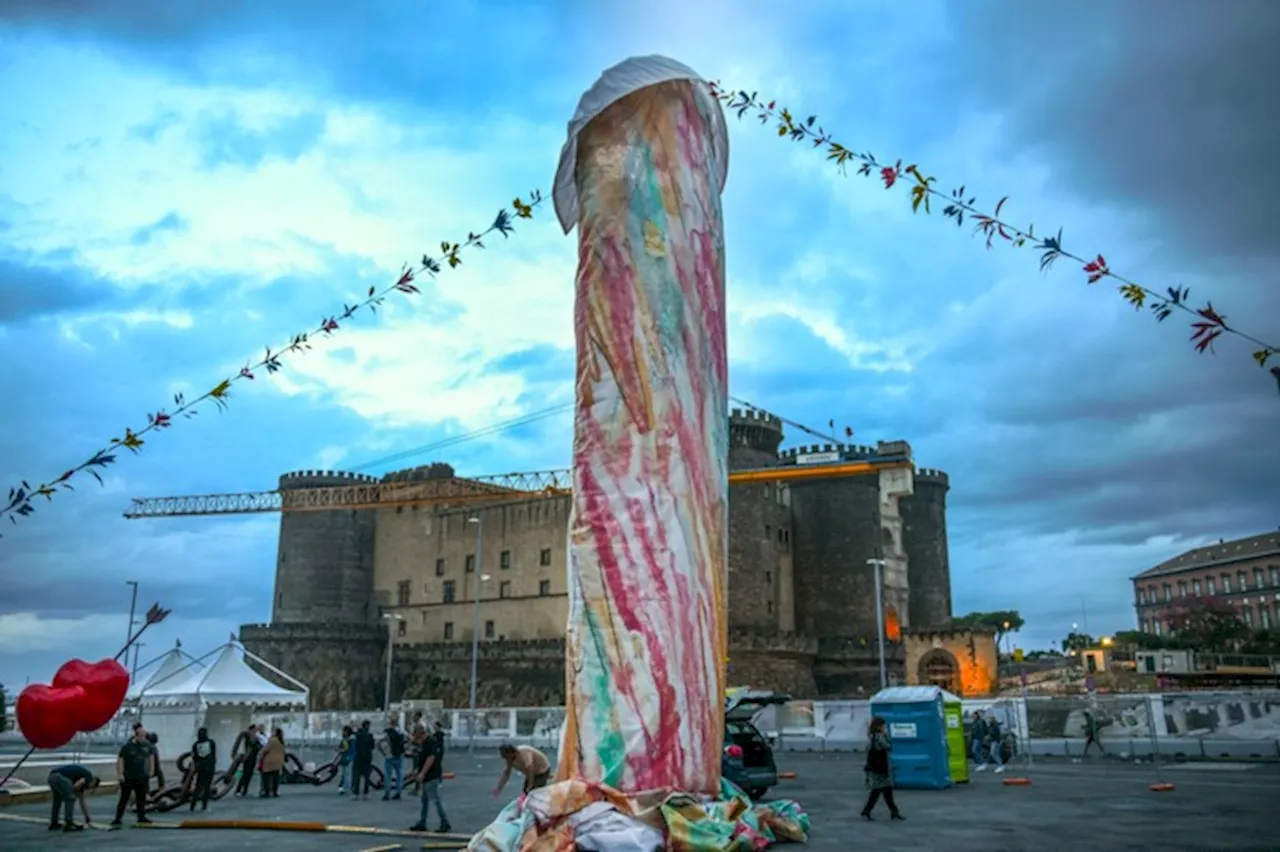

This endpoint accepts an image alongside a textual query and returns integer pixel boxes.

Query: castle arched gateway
[917,648,961,694]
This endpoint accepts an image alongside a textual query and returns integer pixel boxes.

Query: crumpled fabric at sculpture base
[465,778,809,851]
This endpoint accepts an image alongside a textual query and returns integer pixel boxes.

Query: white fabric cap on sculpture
[552,54,731,234]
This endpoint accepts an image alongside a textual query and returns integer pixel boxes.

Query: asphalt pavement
[2,752,1278,851]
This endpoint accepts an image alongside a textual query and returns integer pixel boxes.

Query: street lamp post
[866,558,888,690]
[467,516,484,753]
[381,613,403,713]
[125,581,139,678]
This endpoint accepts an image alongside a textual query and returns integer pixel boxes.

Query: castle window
[499,581,511,599]
[466,554,476,573]
[500,550,512,570]
[1162,584,1171,601]
[397,581,411,607]
[1177,581,1186,598]
[484,620,495,639]
[1254,567,1265,589]
[1193,579,1201,596]
[397,619,407,637]
[540,548,552,566]
[765,571,772,585]
[435,558,445,577]
[444,622,454,640]
[1206,576,1217,595]
[1222,574,1232,593]
[1136,588,1145,605]
[765,524,772,539]
[539,580,551,596]
[767,600,773,614]
[1261,606,1273,630]
[1238,570,1248,591]
[276,592,283,610]
[1243,607,1254,628]
[442,581,456,603]
[1271,566,1280,587]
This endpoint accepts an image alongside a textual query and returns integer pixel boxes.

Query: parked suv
[722,689,789,800]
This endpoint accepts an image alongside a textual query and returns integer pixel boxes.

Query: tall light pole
[867,558,888,690]
[467,515,484,753]
[382,613,403,713]
[125,581,139,678]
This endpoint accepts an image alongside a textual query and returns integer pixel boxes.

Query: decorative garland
[0,192,544,533]
[707,85,1278,372]
[5,80,1276,536]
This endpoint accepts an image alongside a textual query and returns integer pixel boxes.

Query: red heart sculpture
[16,684,84,750]
[52,658,130,732]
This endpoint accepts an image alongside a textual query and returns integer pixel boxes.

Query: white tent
[138,642,308,764]
[127,645,202,701]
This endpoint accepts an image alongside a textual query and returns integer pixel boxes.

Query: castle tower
[784,442,883,641]
[271,470,379,624]
[728,407,784,471]
[903,468,952,628]
[726,408,792,634]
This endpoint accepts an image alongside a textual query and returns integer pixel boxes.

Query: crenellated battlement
[915,468,950,487]
[778,443,876,460]
[280,469,379,487]
[729,407,784,428]
[382,462,457,483]
[729,407,785,460]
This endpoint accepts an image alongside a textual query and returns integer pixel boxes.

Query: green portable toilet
[942,692,968,784]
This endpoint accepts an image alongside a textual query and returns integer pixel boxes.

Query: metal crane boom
[124,458,911,519]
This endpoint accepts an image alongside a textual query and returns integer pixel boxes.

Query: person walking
[408,724,452,833]
[189,728,217,812]
[970,711,989,769]
[860,717,904,821]
[47,764,98,831]
[259,729,286,797]
[493,744,552,797]
[353,720,377,800]
[111,724,155,828]
[1077,709,1107,762]
[986,716,1006,774]
[235,724,264,796]
[380,715,406,801]
[335,724,355,794]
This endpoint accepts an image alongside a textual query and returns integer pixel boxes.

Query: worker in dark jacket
[190,727,217,811]
[352,720,377,800]
[47,763,99,831]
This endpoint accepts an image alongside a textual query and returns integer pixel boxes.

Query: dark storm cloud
[0,248,133,322]
[945,0,1280,266]
[0,0,572,115]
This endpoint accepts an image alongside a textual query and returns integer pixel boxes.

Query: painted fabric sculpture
[469,55,808,851]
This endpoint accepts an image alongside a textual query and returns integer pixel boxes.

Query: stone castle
[241,409,957,710]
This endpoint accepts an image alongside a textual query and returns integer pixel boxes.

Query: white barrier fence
[6,690,1279,761]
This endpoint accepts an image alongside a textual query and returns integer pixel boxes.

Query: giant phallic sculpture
[468,56,808,851]
[554,56,731,797]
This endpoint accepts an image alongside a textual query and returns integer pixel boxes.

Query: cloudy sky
[1,0,1276,695]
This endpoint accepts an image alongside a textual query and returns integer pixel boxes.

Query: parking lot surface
[3,752,1278,851]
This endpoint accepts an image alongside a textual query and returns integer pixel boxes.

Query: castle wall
[876,455,914,633]
[903,469,952,629]
[812,636,906,698]
[727,408,793,633]
[272,471,378,625]
[373,491,572,644]
[240,622,386,710]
